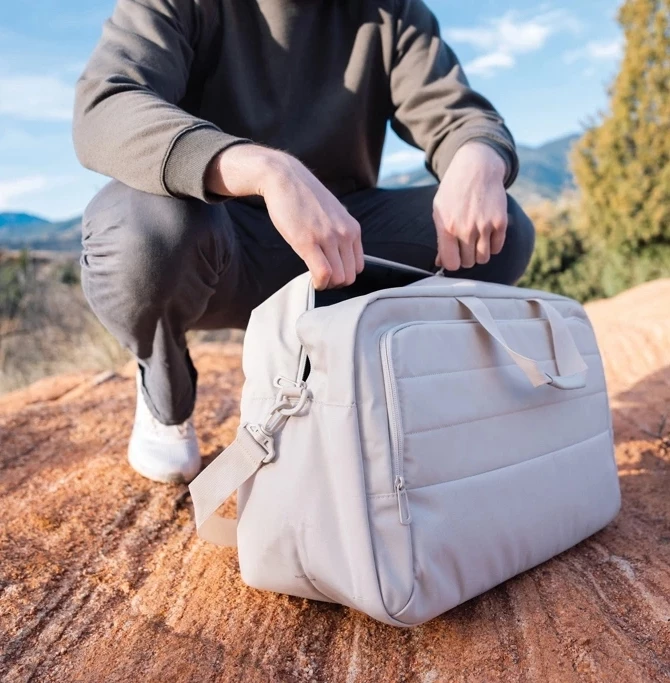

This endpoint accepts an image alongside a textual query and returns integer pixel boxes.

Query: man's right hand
[206,144,364,290]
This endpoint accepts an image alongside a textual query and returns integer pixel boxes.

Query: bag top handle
[456,296,589,391]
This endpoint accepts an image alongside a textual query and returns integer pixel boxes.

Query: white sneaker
[127,372,201,483]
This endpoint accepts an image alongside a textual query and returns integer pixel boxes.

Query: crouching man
[74,0,535,483]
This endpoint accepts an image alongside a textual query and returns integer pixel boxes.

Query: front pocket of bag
[375,315,615,623]
[380,316,609,495]
[391,429,620,625]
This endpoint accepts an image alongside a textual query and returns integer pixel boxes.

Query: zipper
[379,315,551,526]
[394,475,411,525]
[381,324,412,525]
[295,280,316,384]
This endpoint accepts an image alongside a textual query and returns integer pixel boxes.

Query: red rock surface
[1,282,669,682]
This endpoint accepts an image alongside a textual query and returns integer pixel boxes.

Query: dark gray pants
[81,181,535,424]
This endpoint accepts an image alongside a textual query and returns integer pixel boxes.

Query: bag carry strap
[189,378,310,547]
[189,424,270,547]
[455,296,588,390]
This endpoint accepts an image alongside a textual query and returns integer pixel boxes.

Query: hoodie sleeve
[389,0,519,187]
[73,0,250,201]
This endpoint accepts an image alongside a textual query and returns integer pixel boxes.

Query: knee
[118,202,196,304]
[502,195,535,285]
[82,182,221,306]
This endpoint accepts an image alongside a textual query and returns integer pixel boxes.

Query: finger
[339,240,357,286]
[322,239,346,288]
[353,231,365,274]
[434,211,461,271]
[490,216,508,255]
[439,232,461,271]
[459,234,477,269]
[305,246,332,291]
[475,226,492,265]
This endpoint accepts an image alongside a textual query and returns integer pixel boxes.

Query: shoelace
[148,413,194,439]
[175,421,194,439]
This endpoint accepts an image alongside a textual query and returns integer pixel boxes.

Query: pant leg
[341,185,535,285]
[80,182,301,425]
[200,197,306,327]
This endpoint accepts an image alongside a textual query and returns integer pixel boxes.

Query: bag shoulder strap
[189,424,270,547]
[189,378,310,547]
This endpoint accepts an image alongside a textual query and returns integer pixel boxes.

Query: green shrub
[587,241,670,299]
[518,201,670,302]
[573,0,670,249]
[0,250,31,320]
[518,206,585,292]
[59,261,80,286]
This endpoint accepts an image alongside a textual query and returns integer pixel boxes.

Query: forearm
[430,115,519,189]
[447,141,507,183]
[206,144,364,291]
[204,144,291,198]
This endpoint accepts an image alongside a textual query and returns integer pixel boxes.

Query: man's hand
[432,142,508,271]
[206,144,364,290]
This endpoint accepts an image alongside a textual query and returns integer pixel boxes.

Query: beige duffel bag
[190,257,620,627]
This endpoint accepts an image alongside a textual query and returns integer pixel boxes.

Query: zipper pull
[394,476,412,525]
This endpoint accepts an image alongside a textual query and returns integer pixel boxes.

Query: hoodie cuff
[430,126,519,189]
[162,124,252,203]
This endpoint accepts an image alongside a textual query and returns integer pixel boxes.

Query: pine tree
[572,0,670,249]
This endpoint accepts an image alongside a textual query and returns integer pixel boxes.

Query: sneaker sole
[127,444,201,484]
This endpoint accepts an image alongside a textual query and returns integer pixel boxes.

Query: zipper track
[381,326,412,525]
[381,327,403,484]
[295,281,316,384]
[379,316,562,526]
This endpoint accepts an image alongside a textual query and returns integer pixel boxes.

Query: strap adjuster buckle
[244,377,311,465]
[244,423,276,464]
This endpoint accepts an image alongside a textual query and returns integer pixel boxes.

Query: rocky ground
[1,281,669,682]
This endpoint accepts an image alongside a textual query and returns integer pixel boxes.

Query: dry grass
[0,251,245,395]
[0,251,128,394]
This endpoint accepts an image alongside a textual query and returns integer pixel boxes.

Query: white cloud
[465,51,515,76]
[382,149,425,169]
[563,38,623,65]
[444,10,581,77]
[0,74,74,121]
[0,175,50,210]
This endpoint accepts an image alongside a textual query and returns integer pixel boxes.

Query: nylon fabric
[190,424,268,548]
[189,266,620,627]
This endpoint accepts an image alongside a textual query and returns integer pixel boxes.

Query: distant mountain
[0,213,50,228]
[0,213,82,252]
[382,133,581,206]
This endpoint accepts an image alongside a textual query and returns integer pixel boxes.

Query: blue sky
[0,0,623,220]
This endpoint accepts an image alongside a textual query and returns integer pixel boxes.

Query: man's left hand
[432,142,508,271]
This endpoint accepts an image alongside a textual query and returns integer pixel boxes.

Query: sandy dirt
[1,281,669,682]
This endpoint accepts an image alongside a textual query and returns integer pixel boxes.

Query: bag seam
[350,299,416,625]
[237,440,262,468]
[395,351,601,382]
[367,427,612,497]
[403,387,607,437]
[245,395,356,408]
[368,289,584,307]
